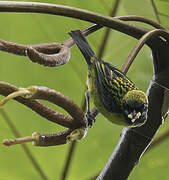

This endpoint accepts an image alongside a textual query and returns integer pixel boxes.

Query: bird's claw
[85,112,96,127]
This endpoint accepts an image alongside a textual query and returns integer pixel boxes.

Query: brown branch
[0,25,103,67]
[0,82,89,146]
[116,15,165,30]
[0,1,167,49]
[0,40,69,67]
[27,86,85,125]
[0,81,84,129]
[0,14,165,68]
[121,29,169,73]
[34,129,74,146]
[26,44,70,67]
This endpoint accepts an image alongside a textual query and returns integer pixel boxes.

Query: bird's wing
[104,61,137,92]
[94,60,137,113]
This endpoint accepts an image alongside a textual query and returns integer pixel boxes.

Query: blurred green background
[0,0,169,179]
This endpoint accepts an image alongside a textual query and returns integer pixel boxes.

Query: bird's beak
[128,111,141,123]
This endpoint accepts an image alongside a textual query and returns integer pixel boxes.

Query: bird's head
[122,90,148,127]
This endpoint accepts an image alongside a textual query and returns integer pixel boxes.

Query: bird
[68,30,148,127]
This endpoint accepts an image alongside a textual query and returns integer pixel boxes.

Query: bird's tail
[68,30,95,65]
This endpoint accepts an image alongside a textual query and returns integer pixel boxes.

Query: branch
[0,18,164,68]
[0,2,166,67]
[0,82,88,146]
[121,29,169,73]
[0,1,158,42]
[116,15,165,30]
[0,82,78,128]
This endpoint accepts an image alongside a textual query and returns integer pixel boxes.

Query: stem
[151,0,161,23]
[0,82,76,128]
[0,2,166,52]
[0,1,148,40]
[61,92,87,180]
[98,0,121,58]
[121,29,169,74]
[3,135,36,146]
[116,15,165,30]
[0,88,31,106]
[0,109,49,180]
[61,141,76,180]
[29,86,85,125]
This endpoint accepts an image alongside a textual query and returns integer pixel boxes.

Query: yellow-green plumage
[87,58,137,126]
[69,30,148,127]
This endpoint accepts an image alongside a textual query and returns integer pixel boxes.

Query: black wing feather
[94,60,137,113]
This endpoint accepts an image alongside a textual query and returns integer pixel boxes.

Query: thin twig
[61,141,77,180]
[98,0,121,58]
[151,0,161,23]
[116,15,165,30]
[0,109,49,180]
[147,128,169,152]
[61,93,86,180]
[0,40,70,67]
[158,12,169,19]
[121,29,169,73]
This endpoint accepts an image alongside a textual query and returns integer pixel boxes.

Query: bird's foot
[85,112,96,127]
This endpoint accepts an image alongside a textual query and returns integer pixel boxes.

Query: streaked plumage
[69,30,148,127]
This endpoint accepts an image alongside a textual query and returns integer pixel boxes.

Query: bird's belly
[88,77,128,126]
